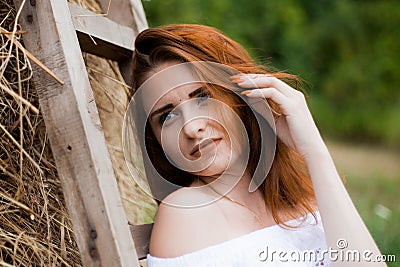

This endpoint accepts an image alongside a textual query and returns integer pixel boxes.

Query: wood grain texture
[95,0,148,87]
[12,0,139,266]
[129,223,153,260]
[128,0,148,34]
[97,0,148,34]
[69,3,134,62]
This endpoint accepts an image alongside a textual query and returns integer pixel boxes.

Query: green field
[328,141,400,266]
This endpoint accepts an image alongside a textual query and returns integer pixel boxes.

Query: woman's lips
[190,138,221,157]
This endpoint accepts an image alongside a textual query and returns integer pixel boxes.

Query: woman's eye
[197,92,211,104]
[159,112,175,124]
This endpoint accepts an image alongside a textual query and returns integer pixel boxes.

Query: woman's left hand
[231,74,325,160]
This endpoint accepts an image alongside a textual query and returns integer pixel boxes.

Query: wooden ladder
[12,0,153,266]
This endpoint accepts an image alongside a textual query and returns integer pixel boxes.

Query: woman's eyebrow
[188,86,207,98]
[150,103,173,120]
[150,86,208,120]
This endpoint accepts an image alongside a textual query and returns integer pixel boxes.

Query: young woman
[125,24,386,266]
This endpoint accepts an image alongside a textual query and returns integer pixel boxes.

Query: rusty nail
[90,229,97,239]
[89,248,98,258]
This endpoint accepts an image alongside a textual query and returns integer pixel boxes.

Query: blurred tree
[142,0,400,148]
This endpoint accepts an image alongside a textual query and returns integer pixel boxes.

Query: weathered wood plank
[13,0,139,266]
[97,0,148,34]
[129,223,153,260]
[95,0,148,87]
[69,3,134,62]
[128,0,148,34]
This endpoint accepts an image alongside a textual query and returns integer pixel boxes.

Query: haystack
[0,0,156,265]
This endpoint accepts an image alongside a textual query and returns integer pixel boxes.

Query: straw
[1,0,156,265]
[0,0,81,265]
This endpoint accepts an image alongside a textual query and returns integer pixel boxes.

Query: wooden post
[97,0,148,34]
[97,0,148,86]
[13,0,140,266]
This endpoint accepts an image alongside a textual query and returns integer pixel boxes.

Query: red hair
[131,24,315,226]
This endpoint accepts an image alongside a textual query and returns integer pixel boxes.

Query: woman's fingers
[231,74,273,89]
[232,74,323,158]
[241,87,291,115]
[241,87,287,102]
[231,74,296,97]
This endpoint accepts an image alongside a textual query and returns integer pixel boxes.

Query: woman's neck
[193,168,266,210]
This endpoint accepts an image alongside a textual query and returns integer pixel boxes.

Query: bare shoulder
[149,187,227,258]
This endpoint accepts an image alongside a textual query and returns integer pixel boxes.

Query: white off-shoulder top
[146,211,330,266]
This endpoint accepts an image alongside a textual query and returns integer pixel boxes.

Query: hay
[0,0,156,265]
[0,0,82,265]
[84,53,157,224]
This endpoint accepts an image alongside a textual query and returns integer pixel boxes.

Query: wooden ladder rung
[68,3,134,61]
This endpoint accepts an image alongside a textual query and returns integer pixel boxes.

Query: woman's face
[142,70,250,179]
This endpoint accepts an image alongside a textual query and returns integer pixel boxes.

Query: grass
[346,176,400,266]
[328,140,400,266]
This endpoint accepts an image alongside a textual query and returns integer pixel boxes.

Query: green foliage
[142,0,400,147]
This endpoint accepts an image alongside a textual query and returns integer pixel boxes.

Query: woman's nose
[181,117,207,138]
